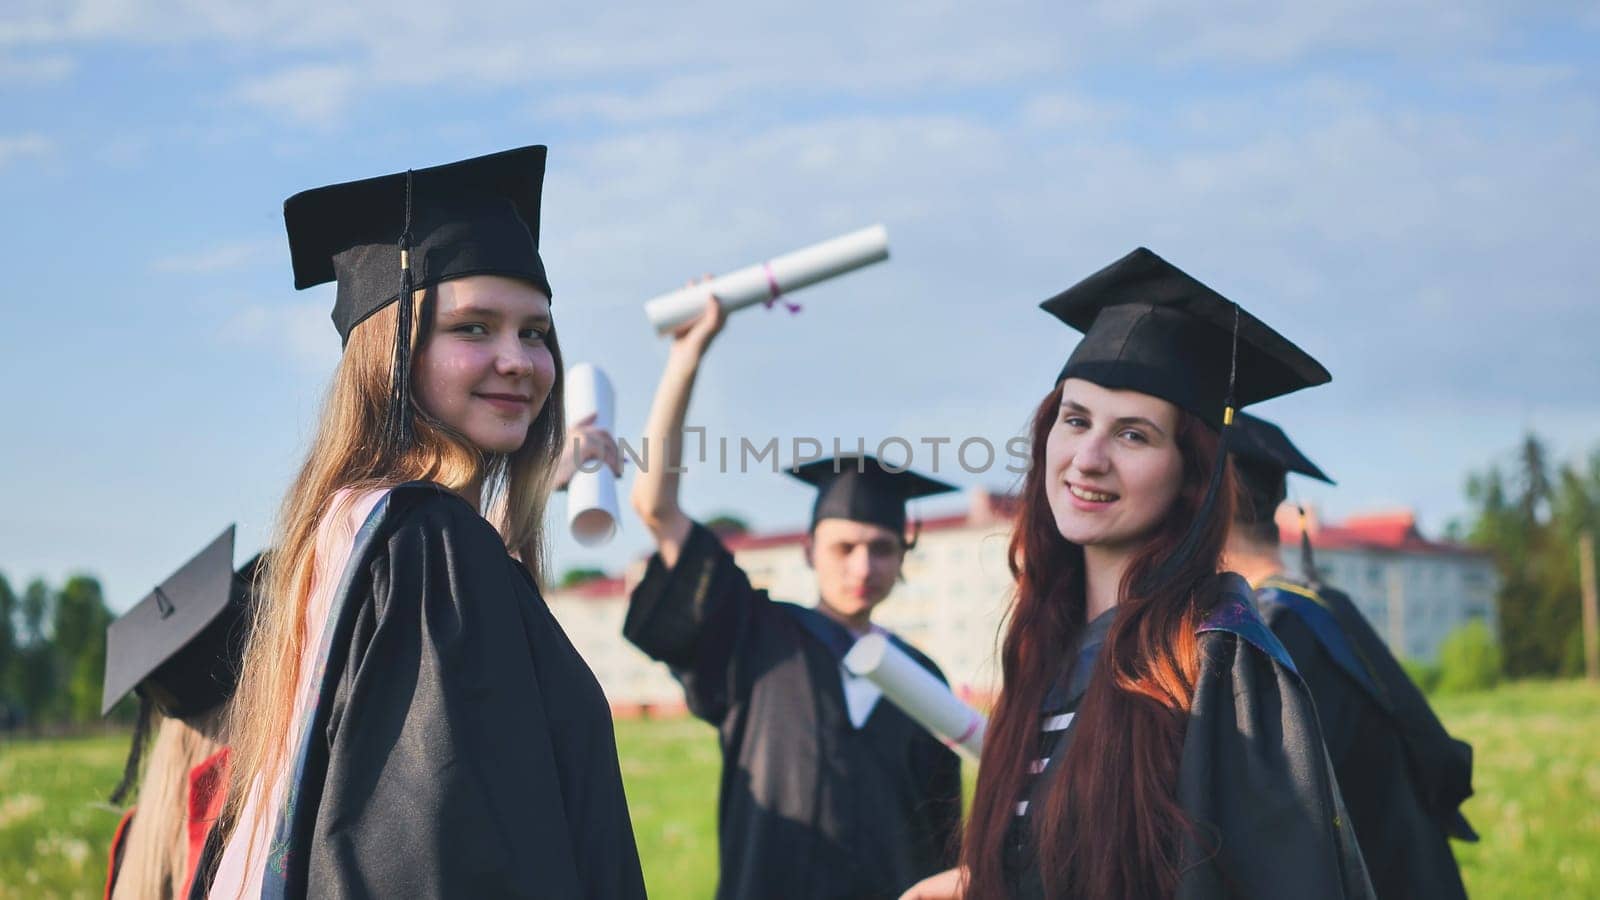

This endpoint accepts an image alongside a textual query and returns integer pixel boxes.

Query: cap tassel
[108,695,153,805]
[1298,503,1320,586]
[383,170,418,455]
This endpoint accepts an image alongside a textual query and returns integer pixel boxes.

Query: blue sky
[3,1,1598,611]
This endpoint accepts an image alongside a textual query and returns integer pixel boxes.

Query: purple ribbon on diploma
[761,261,803,315]
[949,713,983,749]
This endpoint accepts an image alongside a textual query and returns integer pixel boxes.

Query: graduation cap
[1040,247,1331,585]
[1230,412,1335,582]
[788,455,957,539]
[101,526,259,719]
[1230,412,1334,487]
[283,145,551,451]
[102,527,264,804]
[1041,247,1329,429]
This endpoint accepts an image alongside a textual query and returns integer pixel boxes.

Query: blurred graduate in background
[101,526,261,900]
[625,295,963,899]
[1226,411,1476,900]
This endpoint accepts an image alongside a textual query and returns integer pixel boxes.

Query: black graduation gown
[264,482,645,899]
[1003,607,1117,895]
[1257,575,1474,900]
[623,522,963,900]
[1010,574,1374,899]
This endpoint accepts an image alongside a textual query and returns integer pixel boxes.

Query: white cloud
[0,51,73,82]
[151,238,278,274]
[1458,60,1583,93]
[537,75,751,125]
[1020,91,1118,130]
[219,298,339,372]
[0,132,53,168]
[4,0,1592,129]
[1086,0,1505,64]
[231,63,357,126]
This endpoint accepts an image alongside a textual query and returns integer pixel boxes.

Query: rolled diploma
[643,224,890,334]
[564,363,618,546]
[844,631,986,759]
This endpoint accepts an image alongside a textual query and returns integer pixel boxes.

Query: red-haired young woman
[906,248,1374,900]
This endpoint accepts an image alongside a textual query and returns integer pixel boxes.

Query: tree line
[0,573,127,730]
[1456,433,1600,677]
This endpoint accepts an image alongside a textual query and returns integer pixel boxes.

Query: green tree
[705,514,750,537]
[1463,434,1600,677]
[0,573,17,715]
[1436,621,1502,693]
[54,575,113,723]
[559,567,608,588]
[14,579,59,722]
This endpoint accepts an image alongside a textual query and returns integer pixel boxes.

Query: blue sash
[1198,574,1300,676]
[778,602,859,661]
[1256,577,1381,698]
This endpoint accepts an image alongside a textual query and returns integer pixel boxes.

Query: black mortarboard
[1040,247,1329,429]
[283,145,551,453]
[788,455,958,537]
[1230,412,1334,580]
[101,526,258,720]
[1230,412,1335,486]
[285,145,552,343]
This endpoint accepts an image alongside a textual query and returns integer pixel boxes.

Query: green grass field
[2,680,1597,899]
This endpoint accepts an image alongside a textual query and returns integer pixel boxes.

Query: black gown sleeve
[622,521,769,726]
[1262,610,1362,762]
[301,490,644,899]
[1316,587,1477,842]
[1176,630,1375,900]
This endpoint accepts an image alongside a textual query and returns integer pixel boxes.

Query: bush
[1436,620,1503,694]
[1402,658,1443,694]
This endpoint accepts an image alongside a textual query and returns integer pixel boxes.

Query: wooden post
[1387,563,1406,657]
[1581,531,1599,683]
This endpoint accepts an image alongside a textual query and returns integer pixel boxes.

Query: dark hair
[1232,457,1285,545]
[962,384,1235,899]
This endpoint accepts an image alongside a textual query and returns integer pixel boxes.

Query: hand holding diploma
[561,364,622,546]
[644,225,890,335]
[668,290,728,359]
[844,632,987,759]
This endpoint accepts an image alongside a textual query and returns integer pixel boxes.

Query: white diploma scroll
[643,224,890,334]
[844,631,987,759]
[564,363,618,547]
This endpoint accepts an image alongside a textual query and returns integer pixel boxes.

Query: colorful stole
[260,492,393,899]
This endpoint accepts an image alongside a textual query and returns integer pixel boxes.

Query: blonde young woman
[101,531,259,900]
[209,147,644,899]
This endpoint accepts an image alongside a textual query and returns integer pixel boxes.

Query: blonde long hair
[220,288,565,872]
[112,712,225,900]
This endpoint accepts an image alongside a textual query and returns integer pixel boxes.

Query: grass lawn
[1432,680,1600,898]
[2,680,1597,898]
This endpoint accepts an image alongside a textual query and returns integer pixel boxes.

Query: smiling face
[804,518,906,621]
[412,274,556,455]
[1044,378,1186,552]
